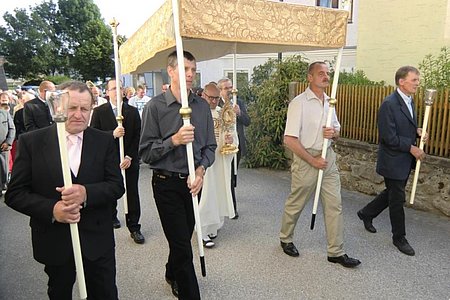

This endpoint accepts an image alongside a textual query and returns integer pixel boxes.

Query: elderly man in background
[0,92,15,192]
[23,80,56,132]
[217,78,251,219]
[198,83,236,248]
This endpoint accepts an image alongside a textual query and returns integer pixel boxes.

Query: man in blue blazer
[357,66,426,256]
[6,81,125,299]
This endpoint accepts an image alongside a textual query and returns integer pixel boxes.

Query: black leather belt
[153,169,188,179]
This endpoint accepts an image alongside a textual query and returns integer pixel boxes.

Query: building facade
[356,0,450,85]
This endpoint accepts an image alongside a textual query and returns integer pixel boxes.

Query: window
[225,71,249,91]
[316,0,338,8]
[137,72,155,97]
[195,72,201,88]
[143,72,154,97]
[316,0,353,23]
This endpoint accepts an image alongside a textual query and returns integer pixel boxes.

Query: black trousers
[43,248,118,300]
[230,151,241,212]
[152,173,200,300]
[361,177,407,240]
[113,163,141,232]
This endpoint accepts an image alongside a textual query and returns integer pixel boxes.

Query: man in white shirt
[128,85,151,115]
[279,61,361,268]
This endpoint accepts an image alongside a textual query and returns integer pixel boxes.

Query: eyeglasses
[203,93,221,101]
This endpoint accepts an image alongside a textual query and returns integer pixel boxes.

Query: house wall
[356,0,450,85]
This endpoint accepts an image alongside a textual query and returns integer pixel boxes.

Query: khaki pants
[280,148,344,257]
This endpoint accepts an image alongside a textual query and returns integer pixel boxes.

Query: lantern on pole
[46,90,87,299]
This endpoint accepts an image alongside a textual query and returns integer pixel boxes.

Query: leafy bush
[243,55,308,169]
[336,69,384,86]
[419,47,450,89]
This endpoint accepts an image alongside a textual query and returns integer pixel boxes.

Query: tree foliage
[419,47,450,89]
[242,55,309,169]
[0,0,114,81]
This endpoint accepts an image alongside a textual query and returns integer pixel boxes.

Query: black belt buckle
[154,169,187,180]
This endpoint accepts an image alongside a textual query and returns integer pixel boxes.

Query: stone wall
[335,138,450,217]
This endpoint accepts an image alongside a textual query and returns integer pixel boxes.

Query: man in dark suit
[5,81,125,299]
[357,66,426,256]
[23,80,55,132]
[218,78,251,219]
[91,79,145,244]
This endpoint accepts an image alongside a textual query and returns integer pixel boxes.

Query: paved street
[1,167,449,299]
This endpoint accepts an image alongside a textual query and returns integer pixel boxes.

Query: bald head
[39,81,56,99]
[202,83,221,109]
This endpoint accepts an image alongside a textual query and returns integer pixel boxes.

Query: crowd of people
[2,53,425,299]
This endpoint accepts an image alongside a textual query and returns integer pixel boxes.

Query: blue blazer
[376,91,418,180]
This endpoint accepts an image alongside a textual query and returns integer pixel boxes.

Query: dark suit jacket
[236,99,251,157]
[14,107,26,140]
[90,102,141,167]
[23,97,54,132]
[376,90,418,180]
[5,125,125,265]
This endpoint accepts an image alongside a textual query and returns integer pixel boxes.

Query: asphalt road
[1,167,449,299]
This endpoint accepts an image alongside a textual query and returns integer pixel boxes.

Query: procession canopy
[120,0,349,74]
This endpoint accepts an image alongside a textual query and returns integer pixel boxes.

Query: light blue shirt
[397,88,414,118]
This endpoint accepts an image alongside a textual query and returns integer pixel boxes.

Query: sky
[0,0,166,37]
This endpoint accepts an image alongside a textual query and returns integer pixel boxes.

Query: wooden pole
[310,47,343,230]
[47,90,87,299]
[110,18,128,214]
[410,89,436,204]
[171,0,206,277]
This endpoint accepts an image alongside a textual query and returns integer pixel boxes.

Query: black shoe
[165,277,179,298]
[280,241,299,257]
[112,218,121,229]
[328,254,361,268]
[231,210,239,219]
[208,233,217,240]
[393,237,415,256]
[357,210,376,233]
[130,231,145,244]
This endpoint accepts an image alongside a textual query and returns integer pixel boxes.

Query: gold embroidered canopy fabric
[120,0,348,74]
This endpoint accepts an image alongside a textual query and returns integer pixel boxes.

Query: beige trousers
[280,148,344,257]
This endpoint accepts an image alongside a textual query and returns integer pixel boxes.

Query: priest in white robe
[199,83,237,248]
